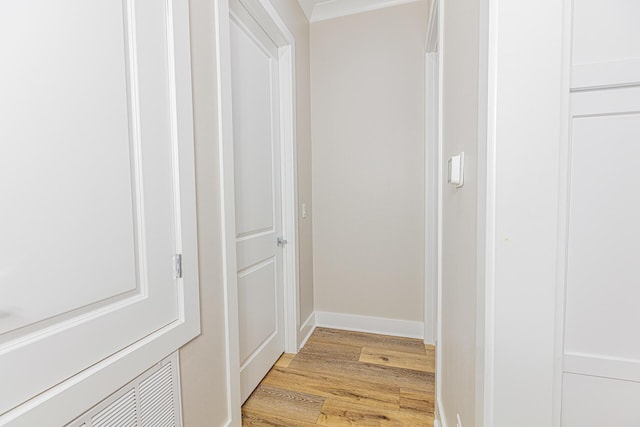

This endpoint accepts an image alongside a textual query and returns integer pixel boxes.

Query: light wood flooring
[242,328,435,426]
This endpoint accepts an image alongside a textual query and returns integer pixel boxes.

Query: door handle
[277,236,288,247]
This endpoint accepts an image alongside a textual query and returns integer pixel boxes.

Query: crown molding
[297,0,315,20]
[298,0,422,23]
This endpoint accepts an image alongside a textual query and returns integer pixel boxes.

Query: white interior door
[229,2,285,403]
[0,0,188,417]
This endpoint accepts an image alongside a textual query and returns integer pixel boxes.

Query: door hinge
[173,254,183,278]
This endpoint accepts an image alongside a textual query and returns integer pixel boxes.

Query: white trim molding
[424,0,440,349]
[476,0,497,426]
[564,353,640,384]
[298,312,317,350]
[296,0,315,21]
[213,0,242,423]
[314,311,424,339]
[427,0,444,426]
[435,397,448,427]
[302,0,422,23]
[572,59,640,90]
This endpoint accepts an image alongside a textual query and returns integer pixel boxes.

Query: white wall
[438,0,480,425]
[438,0,566,426]
[479,0,565,425]
[179,0,313,424]
[310,1,428,325]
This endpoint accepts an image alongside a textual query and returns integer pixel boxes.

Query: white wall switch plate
[448,152,464,188]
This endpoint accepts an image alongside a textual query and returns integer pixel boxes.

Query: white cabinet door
[561,1,640,425]
[229,2,285,403]
[0,0,196,419]
[562,87,640,427]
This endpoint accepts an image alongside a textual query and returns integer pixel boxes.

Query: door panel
[230,2,285,403]
[1,0,138,334]
[231,19,277,239]
[565,110,640,358]
[561,87,640,426]
[0,0,181,414]
[238,259,278,363]
[562,373,640,426]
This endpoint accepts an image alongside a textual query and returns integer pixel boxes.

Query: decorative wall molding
[572,59,640,91]
[298,312,316,350]
[297,0,315,20]
[564,353,640,384]
[314,311,424,339]
[571,85,640,117]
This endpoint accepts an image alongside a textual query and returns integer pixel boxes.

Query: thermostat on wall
[448,152,464,188]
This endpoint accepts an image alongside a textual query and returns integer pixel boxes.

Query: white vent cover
[67,353,181,427]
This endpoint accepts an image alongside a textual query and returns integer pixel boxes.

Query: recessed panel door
[0,0,184,415]
[229,1,285,403]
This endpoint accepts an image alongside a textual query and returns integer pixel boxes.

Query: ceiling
[297,0,420,23]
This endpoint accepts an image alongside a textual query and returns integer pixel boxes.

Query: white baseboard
[314,311,424,339]
[298,312,316,351]
[436,397,447,427]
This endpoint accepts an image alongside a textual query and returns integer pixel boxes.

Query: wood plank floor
[242,328,435,426]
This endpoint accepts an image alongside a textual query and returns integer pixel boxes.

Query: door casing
[425,0,444,423]
[214,0,298,424]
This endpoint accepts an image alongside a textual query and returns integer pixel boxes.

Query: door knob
[277,237,288,247]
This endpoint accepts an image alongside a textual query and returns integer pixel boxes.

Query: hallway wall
[179,0,229,424]
[438,0,480,425]
[310,1,428,324]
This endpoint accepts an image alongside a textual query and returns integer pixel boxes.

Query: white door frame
[425,0,444,422]
[214,0,298,424]
[424,0,440,347]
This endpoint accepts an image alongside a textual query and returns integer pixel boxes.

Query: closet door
[0,0,197,421]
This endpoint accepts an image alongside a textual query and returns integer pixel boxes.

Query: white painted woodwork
[1,0,143,335]
[473,0,566,425]
[564,353,640,384]
[571,0,640,89]
[561,373,640,426]
[217,0,298,421]
[560,1,640,421]
[565,92,640,359]
[424,0,440,349]
[0,0,199,424]
[300,0,422,22]
[562,87,640,426]
[230,3,285,403]
[573,0,640,67]
[314,311,424,339]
